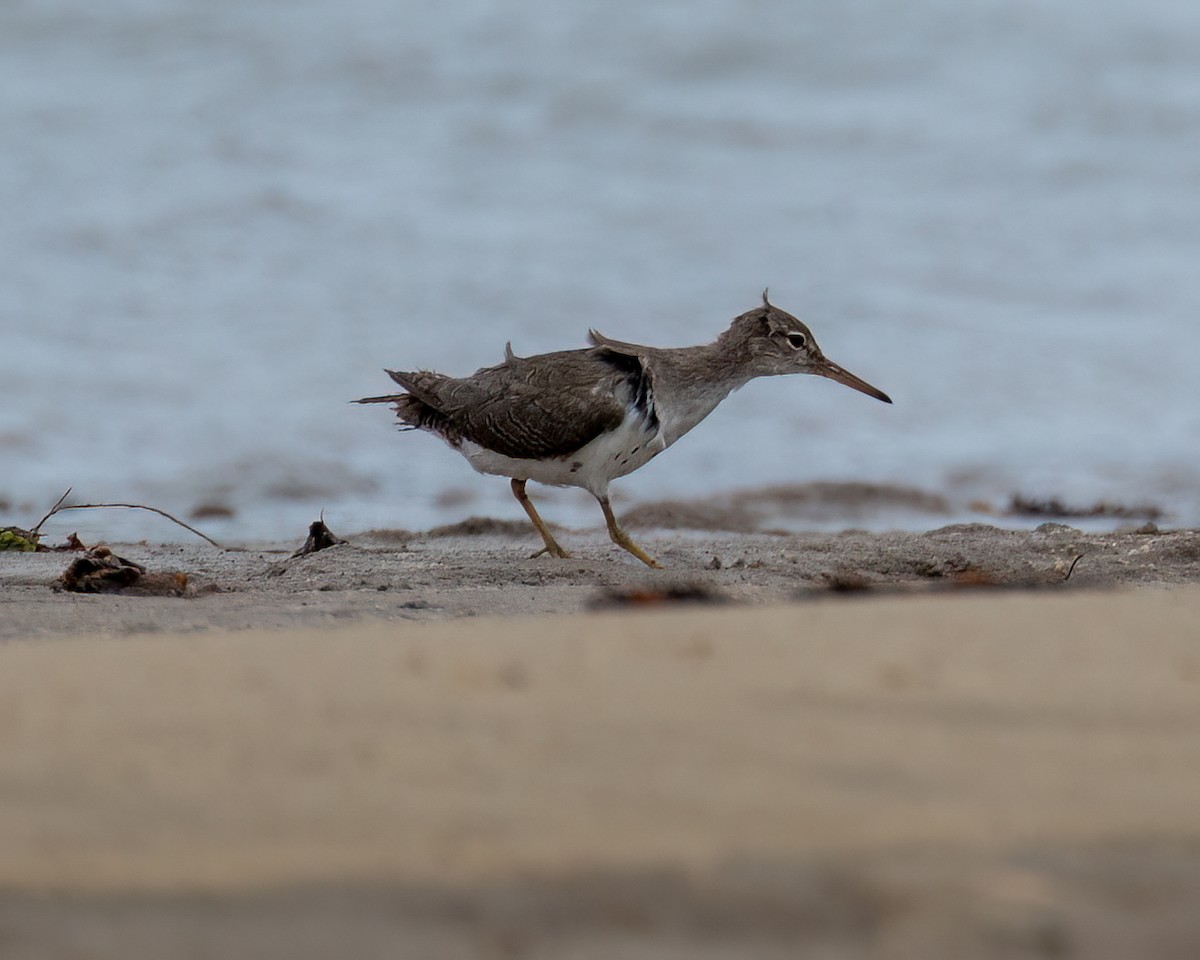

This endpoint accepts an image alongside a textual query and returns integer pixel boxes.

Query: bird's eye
[786,332,808,350]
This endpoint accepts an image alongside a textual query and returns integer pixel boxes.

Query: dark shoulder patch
[596,349,658,432]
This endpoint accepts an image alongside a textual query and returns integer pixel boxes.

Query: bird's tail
[355,368,423,405]
[354,392,432,433]
[354,371,450,436]
[353,393,405,405]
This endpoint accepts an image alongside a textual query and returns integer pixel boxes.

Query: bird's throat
[647,344,751,446]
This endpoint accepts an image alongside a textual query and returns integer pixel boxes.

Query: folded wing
[371,349,642,460]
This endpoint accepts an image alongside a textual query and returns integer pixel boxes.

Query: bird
[356,291,891,568]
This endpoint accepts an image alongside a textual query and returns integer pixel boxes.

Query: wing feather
[383,350,639,459]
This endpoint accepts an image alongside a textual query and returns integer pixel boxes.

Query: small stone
[1035,522,1079,534]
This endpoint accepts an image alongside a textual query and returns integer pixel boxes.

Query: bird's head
[720,290,892,403]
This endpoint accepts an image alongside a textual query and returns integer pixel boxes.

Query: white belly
[455,413,667,497]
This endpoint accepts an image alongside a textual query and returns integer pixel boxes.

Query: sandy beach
[3,523,1200,958]
[3,520,1199,636]
[7,0,1199,955]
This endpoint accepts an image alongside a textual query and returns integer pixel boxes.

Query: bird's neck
[646,343,753,446]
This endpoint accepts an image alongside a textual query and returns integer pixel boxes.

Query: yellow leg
[511,479,570,559]
[597,496,662,568]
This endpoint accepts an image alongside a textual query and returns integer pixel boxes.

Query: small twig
[37,498,224,550]
[1063,554,1084,582]
[30,487,73,538]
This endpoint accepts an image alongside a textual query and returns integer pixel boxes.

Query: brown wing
[384,349,636,460]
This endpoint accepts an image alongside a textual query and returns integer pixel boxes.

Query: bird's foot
[529,543,571,560]
[596,495,662,568]
[609,528,662,568]
[624,545,662,569]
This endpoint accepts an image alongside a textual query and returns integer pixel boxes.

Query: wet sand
[3,524,1200,957]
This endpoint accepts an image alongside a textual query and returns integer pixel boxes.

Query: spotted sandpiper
[357,291,891,567]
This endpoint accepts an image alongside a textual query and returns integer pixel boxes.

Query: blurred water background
[3,0,1198,542]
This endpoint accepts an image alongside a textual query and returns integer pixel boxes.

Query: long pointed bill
[816,358,892,404]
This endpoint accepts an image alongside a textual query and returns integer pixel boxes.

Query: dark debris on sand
[56,546,190,596]
[588,583,727,610]
[1007,494,1164,522]
[292,519,349,557]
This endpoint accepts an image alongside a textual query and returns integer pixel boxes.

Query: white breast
[455,411,666,498]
